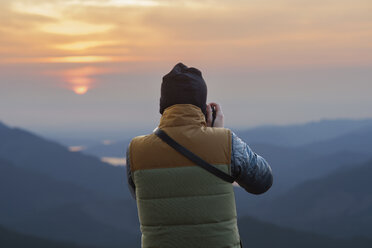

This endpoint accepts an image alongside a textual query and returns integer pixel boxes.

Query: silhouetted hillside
[0,123,127,199]
[1,121,372,247]
[0,225,91,248]
[82,119,372,196]
[82,118,372,158]
[0,157,139,247]
[235,118,372,147]
[0,158,102,223]
[242,159,372,238]
[238,216,371,248]
[0,121,7,130]
[0,123,140,247]
[84,139,131,157]
[249,143,369,195]
[301,125,372,155]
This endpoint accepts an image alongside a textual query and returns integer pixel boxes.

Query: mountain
[2,120,372,246]
[235,118,372,147]
[0,158,140,247]
[81,118,372,158]
[3,153,371,248]
[0,122,128,199]
[0,158,101,223]
[238,216,371,248]
[300,125,372,156]
[249,143,369,195]
[0,121,7,130]
[9,203,139,247]
[80,119,372,196]
[0,122,140,247]
[0,225,92,248]
[2,156,370,248]
[83,137,368,196]
[84,139,131,158]
[240,159,372,238]
[243,123,372,195]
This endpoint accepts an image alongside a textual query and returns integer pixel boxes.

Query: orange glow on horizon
[63,67,100,95]
[54,41,119,51]
[68,77,92,85]
[69,77,92,95]
[43,56,117,63]
[73,86,89,95]
[1,0,371,95]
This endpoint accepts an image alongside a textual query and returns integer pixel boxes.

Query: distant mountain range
[299,125,372,156]
[236,158,372,238]
[1,119,372,247]
[234,118,372,147]
[1,152,370,247]
[84,139,132,158]
[0,157,100,223]
[249,143,370,195]
[239,120,372,195]
[80,118,372,159]
[0,122,127,199]
[0,225,91,248]
[80,118,372,195]
[0,123,140,247]
[238,216,371,248]
[238,123,372,195]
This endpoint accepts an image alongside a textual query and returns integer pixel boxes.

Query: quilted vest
[128,104,240,248]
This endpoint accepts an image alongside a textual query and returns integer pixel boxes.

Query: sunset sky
[0,0,371,139]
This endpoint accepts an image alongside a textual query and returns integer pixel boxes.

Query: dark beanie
[159,62,207,117]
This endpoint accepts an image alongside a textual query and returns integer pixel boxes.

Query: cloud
[40,21,114,35]
[54,41,120,51]
[0,0,371,70]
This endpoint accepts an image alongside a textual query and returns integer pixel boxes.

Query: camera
[211,105,216,127]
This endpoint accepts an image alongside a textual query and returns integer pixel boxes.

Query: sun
[73,86,88,95]
[61,67,101,95]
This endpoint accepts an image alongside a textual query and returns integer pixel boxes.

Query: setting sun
[61,66,110,94]
[73,86,89,95]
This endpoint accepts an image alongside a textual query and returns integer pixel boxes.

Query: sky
[0,0,371,140]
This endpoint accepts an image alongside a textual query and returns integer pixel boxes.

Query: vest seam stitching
[136,191,233,200]
[133,163,230,172]
[140,217,237,227]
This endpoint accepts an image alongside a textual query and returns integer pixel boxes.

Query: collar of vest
[158,104,207,128]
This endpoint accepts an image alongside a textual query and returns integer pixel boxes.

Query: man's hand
[206,102,224,128]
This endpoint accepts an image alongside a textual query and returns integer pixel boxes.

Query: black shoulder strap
[154,128,235,183]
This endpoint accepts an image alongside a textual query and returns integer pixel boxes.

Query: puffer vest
[129,104,241,248]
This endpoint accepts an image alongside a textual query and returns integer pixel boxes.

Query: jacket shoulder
[128,133,156,154]
[204,126,232,150]
[127,133,161,171]
[202,127,232,147]
[129,127,231,172]
[129,133,156,149]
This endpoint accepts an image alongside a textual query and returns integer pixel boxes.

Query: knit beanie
[159,62,207,117]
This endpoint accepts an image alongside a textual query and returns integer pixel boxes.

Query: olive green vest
[128,104,240,248]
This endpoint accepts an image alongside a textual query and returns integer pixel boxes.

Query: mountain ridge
[0,122,128,199]
[238,158,372,238]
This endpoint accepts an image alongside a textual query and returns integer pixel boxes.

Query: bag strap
[154,128,235,183]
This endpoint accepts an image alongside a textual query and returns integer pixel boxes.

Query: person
[126,62,273,248]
